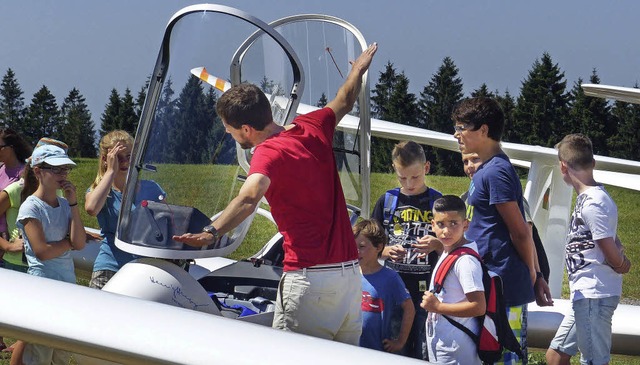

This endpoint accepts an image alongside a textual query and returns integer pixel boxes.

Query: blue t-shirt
[465,153,534,307]
[91,180,166,272]
[360,266,411,351]
[17,195,75,283]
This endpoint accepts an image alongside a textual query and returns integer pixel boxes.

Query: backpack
[382,188,401,227]
[431,246,524,363]
[381,187,440,227]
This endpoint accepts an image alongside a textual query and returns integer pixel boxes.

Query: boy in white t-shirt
[421,195,485,364]
[546,134,631,365]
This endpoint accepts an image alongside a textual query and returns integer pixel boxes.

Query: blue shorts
[574,296,619,365]
[548,307,578,356]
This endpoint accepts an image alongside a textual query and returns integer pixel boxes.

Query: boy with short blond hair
[421,195,484,364]
[355,219,414,353]
[371,140,442,360]
[546,134,630,365]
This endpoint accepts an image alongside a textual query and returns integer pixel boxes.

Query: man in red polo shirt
[175,43,378,344]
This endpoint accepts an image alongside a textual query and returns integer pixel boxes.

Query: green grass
[2,161,639,364]
[57,162,640,299]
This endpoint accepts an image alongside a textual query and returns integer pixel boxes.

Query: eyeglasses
[453,124,474,133]
[39,166,73,175]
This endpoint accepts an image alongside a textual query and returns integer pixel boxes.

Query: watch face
[203,225,216,234]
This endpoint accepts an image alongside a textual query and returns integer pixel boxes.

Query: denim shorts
[549,307,578,356]
[573,296,619,365]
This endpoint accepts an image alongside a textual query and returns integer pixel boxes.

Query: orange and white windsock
[190,67,231,92]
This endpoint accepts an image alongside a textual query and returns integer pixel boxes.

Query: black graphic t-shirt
[372,187,442,304]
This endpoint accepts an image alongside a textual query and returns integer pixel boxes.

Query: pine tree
[120,88,138,136]
[60,88,96,157]
[471,84,495,98]
[371,62,396,119]
[608,90,640,161]
[147,77,176,163]
[316,93,328,108]
[136,75,150,120]
[370,62,398,173]
[513,53,569,146]
[23,85,60,146]
[567,71,611,155]
[100,88,121,137]
[167,75,213,164]
[497,90,517,142]
[418,56,464,176]
[370,62,418,172]
[259,76,275,94]
[204,87,234,164]
[389,73,419,127]
[0,68,26,131]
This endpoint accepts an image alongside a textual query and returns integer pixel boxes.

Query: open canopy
[115,5,371,260]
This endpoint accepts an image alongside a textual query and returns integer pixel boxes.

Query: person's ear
[241,124,254,136]
[559,160,568,174]
[424,161,431,175]
[480,124,489,137]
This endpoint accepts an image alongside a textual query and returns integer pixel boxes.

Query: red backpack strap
[432,246,481,293]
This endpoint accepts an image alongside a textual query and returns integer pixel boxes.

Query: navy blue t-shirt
[465,153,534,307]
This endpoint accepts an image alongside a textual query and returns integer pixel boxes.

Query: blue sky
[2,0,640,128]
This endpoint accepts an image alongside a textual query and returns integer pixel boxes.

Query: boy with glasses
[452,97,553,364]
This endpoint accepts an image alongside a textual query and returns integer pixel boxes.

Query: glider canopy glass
[116,5,302,259]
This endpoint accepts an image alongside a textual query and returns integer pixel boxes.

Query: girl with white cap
[15,139,86,365]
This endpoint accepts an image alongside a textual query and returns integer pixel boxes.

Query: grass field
[1,159,639,364]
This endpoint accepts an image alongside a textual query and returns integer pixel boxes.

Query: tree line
[370,53,640,175]
[2,51,640,174]
[0,68,148,158]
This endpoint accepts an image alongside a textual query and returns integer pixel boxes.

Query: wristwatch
[202,225,219,242]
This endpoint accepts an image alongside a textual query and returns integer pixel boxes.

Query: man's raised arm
[326,42,377,127]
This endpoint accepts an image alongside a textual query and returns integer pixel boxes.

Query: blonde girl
[85,130,165,289]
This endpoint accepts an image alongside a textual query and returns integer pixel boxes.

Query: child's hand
[105,142,126,173]
[612,255,631,274]
[60,180,77,204]
[421,291,440,312]
[7,237,24,253]
[387,244,406,261]
[382,338,405,353]
[414,235,443,257]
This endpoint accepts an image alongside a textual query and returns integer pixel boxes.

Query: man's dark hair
[451,97,504,142]
[433,195,467,217]
[215,83,272,130]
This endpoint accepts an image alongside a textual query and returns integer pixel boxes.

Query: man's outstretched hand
[350,42,378,76]
[172,232,215,248]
